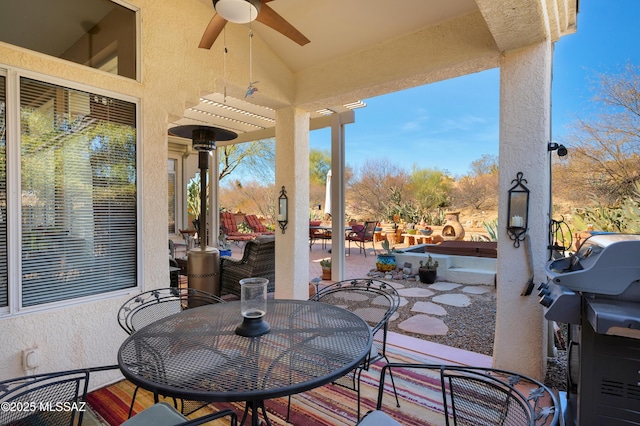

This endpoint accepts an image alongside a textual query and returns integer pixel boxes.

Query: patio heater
[169,125,238,297]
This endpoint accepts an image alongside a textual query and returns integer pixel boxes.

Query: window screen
[20,77,137,306]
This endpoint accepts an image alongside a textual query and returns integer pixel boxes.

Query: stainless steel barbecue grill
[539,234,640,425]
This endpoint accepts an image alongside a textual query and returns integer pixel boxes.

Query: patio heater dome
[169,125,238,152]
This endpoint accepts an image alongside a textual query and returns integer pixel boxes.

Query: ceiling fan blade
[199,14,227,49]
[256,3,310,46]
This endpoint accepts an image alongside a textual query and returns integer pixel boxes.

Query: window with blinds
[0,75,7,308]
[20,77,137,306]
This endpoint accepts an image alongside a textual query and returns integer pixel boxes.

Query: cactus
[574,183,640,233]
[419,255,438,270]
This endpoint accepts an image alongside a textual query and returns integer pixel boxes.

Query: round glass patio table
[117,299,372,426]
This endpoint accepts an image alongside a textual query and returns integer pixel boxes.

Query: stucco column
[493,41,552,380]
[330,113,347,280]
[274,107,310,299]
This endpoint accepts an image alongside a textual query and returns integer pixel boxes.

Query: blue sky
[309,0,640,177]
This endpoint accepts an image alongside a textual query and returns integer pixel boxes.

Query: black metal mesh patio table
[118,299,373,425]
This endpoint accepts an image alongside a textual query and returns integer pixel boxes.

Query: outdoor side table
[117,299,372,426]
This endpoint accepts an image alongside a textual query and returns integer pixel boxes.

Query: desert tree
[218,139,275,182]
[346,158,407,220]
[561,63,640,204]
[451,155,498,211]
[406,166,454,213]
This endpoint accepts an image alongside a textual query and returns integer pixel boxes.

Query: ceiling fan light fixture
[213,0,261,24]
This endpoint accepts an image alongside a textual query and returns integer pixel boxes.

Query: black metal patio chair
[0,366,237,426]
[117,287,227,417]
[359,364,560,426]
[289,278,401,421]
[0,368,90,426]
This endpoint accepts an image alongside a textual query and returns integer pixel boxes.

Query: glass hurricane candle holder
[235,277,271,337]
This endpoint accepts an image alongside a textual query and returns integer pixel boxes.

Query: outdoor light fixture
[277,186,288,234]
[507,172,530,248]
[213,0,261,24]
[548,142,568,157]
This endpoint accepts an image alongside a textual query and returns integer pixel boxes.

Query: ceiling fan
[199,0,310,49]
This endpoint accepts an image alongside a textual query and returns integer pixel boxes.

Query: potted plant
[376,239,397,272]
[418,255,439,284]
[320,258,332,280]
[218,231,232,257]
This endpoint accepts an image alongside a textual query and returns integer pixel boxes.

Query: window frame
[1,65,142,317]
[0,0,140,82]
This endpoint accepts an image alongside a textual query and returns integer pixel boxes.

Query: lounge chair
[220,211,257,243]
[244,214,275,235]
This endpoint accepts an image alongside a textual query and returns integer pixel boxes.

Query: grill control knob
[539,295,553,307]
[538,288,551,297]
[538,282,548,291]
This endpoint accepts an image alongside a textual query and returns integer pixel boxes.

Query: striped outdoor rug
[86,345,450,425]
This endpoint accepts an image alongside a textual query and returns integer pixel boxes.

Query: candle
[511,215,523,227]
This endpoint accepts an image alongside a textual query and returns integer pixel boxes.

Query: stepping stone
[398,315,448,336]
[398,296,410,308]
[429,282,462,291]
[397,287,434,298]
[432,294,471,307]
[389,282,405,289]
[462,286,492,295]
[389,311,400,322]
[372,295,391,306]
[411,301,447,316]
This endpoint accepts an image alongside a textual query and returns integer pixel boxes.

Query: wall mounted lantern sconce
[277,186,288,233]
[507,172,530,248]
[548,142,568,157]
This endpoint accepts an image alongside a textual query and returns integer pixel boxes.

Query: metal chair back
[311,278,399,366]
[347,221,378,256]
[117,288,225,417]
[441,367,533,425]
[0,369,89,426]
[367,364,559,426]
[118,288,225,335]
[309,278,400,420]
